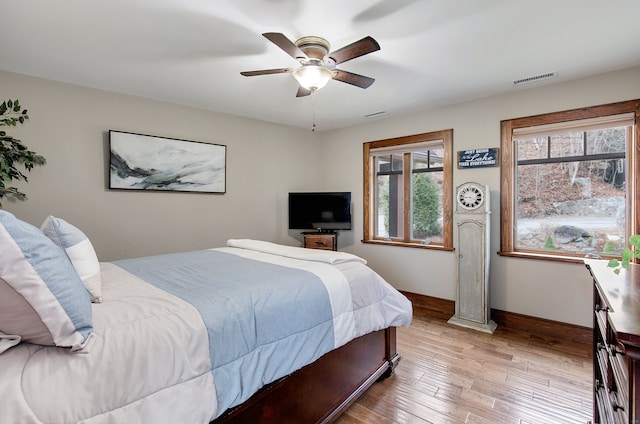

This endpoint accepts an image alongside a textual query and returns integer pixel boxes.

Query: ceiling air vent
[364,111,388,119]
[512,71,557,86]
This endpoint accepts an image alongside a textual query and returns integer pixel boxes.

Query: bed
[0,211,412,424]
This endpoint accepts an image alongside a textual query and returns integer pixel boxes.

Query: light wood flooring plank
[335,309,592,424]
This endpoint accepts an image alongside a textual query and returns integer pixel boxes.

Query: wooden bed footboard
[212,327,399,424]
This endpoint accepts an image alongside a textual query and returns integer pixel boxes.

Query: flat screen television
[288,192,352,231]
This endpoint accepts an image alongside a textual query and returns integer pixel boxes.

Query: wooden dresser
[302,232,337,251]
[585,259,640,423]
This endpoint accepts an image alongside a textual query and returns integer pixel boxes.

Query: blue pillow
[0,210,93,351]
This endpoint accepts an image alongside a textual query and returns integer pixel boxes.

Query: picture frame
[109,130,226,193]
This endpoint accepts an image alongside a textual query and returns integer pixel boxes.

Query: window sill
[497,250,607,264]
[362,239,454,251]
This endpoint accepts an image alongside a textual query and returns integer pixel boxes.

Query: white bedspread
[0,263,216,424]
[226,238,368,264]
[0,242,412,424]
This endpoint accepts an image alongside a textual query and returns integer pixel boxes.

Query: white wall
[3,67,639,327]
[0,70,321,261]
[319,66,640,327]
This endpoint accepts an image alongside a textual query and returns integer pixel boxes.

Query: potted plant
[0,99,46,208]
[608,234,640,274]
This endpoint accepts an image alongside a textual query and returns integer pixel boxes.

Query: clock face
[457,184,484,210]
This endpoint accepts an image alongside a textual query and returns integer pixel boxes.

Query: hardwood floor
[335,305,593,424]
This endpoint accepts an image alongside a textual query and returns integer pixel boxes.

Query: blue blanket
[115,249,335,415]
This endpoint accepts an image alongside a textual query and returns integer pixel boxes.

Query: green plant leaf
[0,99,45,209]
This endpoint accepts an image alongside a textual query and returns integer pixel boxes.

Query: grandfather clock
[448,182,497,333]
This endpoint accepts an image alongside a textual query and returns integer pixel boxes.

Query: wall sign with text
[457,148,499,169]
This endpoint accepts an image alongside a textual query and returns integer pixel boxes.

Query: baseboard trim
[400,291,591,345]
[490,308,591,344]
[401,291,454,321]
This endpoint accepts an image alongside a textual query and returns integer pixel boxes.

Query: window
[363,130,453,250]
[500,100,639,262]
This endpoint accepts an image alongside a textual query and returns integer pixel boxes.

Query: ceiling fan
[241,32,380,97]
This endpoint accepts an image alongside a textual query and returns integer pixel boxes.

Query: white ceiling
[2,0,639,131]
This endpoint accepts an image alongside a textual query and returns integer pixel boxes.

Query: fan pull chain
[311,90,317,132]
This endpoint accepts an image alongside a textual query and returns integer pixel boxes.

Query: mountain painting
[109,131,226,193]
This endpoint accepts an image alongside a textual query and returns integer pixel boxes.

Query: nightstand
[302,232,337,251]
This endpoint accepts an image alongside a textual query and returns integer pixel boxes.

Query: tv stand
[302,232,337,251]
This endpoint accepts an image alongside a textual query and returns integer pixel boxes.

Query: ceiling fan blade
[329,36,380,65]
[240,68,292,77]
[333,69,375,88]
[263,32,307,60]
[296,86,312,97]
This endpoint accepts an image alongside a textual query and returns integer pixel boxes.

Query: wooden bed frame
[212,327,399,424]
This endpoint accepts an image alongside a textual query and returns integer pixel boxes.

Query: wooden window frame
[499,99,640,263]
[363,129,454,250]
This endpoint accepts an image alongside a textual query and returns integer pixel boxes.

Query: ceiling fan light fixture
[293,64,334,91]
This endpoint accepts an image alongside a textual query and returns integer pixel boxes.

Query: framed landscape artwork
[109,130,226,193]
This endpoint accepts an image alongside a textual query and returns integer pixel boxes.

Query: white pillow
[0,210,93,351]
[41,215,103,303]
